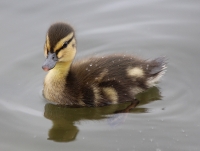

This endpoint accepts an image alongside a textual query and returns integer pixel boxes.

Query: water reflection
[44,87,161,142]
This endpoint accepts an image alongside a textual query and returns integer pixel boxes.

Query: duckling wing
[72,55,166,84]
[72,55,142,85]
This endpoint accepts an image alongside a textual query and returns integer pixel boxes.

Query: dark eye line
[55,35,74,55]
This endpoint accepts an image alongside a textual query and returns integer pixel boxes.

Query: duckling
[42,22,167,107]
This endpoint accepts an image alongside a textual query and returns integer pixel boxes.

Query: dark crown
[47,22,75,49]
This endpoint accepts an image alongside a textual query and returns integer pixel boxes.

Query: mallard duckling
[42,22,167,107]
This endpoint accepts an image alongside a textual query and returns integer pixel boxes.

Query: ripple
[0,99,42,117]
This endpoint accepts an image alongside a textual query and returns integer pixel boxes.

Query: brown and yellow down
[42,22,167,106]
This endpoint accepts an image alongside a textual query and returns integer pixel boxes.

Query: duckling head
[42,22,76,71]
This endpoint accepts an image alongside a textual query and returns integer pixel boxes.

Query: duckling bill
[42,22,167,107]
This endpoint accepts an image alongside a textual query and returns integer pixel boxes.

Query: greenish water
[0,0,200,151]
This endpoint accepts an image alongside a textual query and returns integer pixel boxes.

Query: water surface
[0,0,200,151]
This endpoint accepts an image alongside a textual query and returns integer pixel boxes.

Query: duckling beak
[42,52,58,71]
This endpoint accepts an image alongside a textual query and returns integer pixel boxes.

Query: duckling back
[62,55,167,106]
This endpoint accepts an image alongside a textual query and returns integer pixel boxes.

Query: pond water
[0,0,200,151]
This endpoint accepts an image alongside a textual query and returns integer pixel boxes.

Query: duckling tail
[146,57,167,87]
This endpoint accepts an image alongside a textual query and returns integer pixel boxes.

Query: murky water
[0,0,200,151]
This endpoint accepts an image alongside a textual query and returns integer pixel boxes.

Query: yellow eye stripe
[44,44,47,57]
[53,32,74,52]
[46,35,50,51]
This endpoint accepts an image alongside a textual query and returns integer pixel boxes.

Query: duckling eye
[62,41,68,49]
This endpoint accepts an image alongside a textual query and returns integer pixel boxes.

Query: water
[0,0,200,150]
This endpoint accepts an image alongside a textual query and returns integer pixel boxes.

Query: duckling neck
[53,61,72,76]
[43,61,72,104]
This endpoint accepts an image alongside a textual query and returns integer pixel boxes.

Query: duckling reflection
[44,86,161,142]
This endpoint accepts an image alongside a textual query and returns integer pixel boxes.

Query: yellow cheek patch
[57,47,76,62]
[127,67,144,78]
[102,87,118,103]
[57,50,65,59]
[54,32,74,52]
